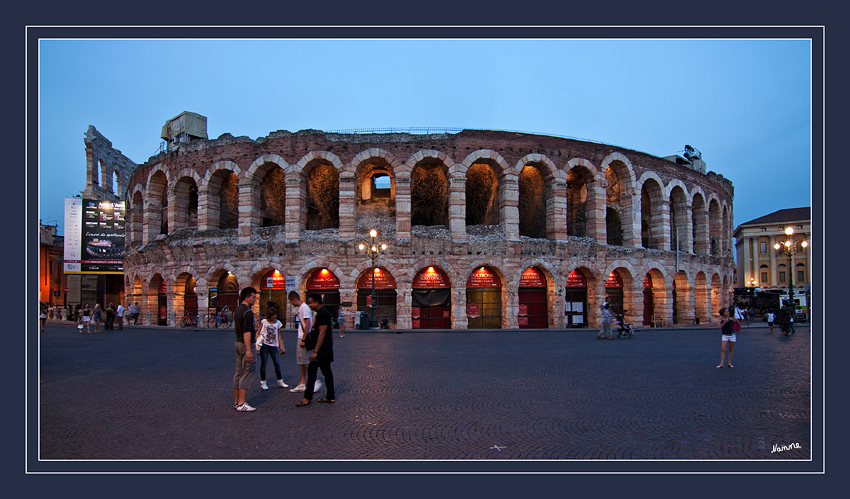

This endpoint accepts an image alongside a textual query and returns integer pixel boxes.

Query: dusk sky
[38,38,812,235]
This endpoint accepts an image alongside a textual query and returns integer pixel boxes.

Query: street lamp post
[774,226,808,320]
[357,229,388,329]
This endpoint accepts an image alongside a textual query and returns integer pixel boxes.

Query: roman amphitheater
[105,117,735,329]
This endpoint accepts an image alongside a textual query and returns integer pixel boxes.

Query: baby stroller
[616,313,635,339]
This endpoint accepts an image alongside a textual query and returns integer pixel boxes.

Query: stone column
[448,173,467,242]
[237,178,255,244]
[395,174,412,240]
[195,279,209,328]
[549,177,567,242]
[586,184,606,244]
[501,173,520,241]
[396,285,411,329]
[654,199,671,251]
[504,282,519,329]
[338,171,356,240]
[285,173,303,242]
[682,205,694,253]
[628,193,642,248]
[452,286,467,329]
[743,237,752,286]
[693,205,710,255]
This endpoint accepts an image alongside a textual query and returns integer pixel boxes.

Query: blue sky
[38,38,812,234]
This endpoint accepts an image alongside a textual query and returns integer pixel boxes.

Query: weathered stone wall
[120,129,735,329]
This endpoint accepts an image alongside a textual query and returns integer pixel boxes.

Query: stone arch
[129,184,145,244]
[603,154,638,247]
[513,260,560,329]
[408,151,452,227]
[169,169,202,232]
[145,168,169,241]
[638,173,667,250]
[694,271,710,324]
[722,202,732,254]
[669,183,690,252]
[708,198,722,256]
[293,153,340,231]
[691,189,709,255]
[672,270,692,324]
[516,154,562,240]
[640,264,668,326]
[351,149,398,223]
[199,161,241,231]
[565,159,599,238]
[711,273,723,318]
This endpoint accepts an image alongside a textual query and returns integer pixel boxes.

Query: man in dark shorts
[233,286,258,412]
[295,293,335,406]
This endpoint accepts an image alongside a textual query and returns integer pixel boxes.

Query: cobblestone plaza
[36,320,813,471]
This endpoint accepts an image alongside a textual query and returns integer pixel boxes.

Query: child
[256,307,288,390]
[766,309,775,334]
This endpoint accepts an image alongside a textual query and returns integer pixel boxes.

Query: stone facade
[733,207,811,291]
[119,127,736,329]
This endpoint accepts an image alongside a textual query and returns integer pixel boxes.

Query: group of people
[73,301,139,333]
[232,288,336,412]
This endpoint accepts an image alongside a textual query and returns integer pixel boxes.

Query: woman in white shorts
[79,304,92,334]
[716,307,737,368]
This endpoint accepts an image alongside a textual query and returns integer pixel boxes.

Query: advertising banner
[65,198,125,274]
[519,267,546,288]
[357,268,398,289]
[466,267,500,288]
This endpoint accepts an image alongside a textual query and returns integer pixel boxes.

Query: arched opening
[219,172,239,229]
[305,163,340,230]
[695,272,709,324]
[411,161,449,227]
[150,275,167,326]
[672,271,689,324]
[259,269,288,319]
[172,177,199,231]
[306,268,341,319]
[93,159,102,186]
[355,160,396,228]
[215,272,240,314]
[466,266,502,329]
[642,273,654,326]
[692,193,707,254]
[711,274,722,318]
[518,165,547,239]
[722,206,730,254]
[260,167,286,227]
[465,162,500,226]
[709,200,721,256]
[146,170,168,238]
[606,207,623,246]
[179,274,198,318]
[566,167,592,237]
[518,266,548,329]
[605,271,625,315]
[412,266,451,329]
[357,267,398,328]
[113,171,121,197]
[640,180,663,249]
[130,191,143,243]
[670,186,688,252]
[564,269,588,328]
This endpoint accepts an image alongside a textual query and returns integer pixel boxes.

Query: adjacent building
[733,207,811,292]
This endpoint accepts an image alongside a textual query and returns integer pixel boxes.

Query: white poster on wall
[63,198,82,273]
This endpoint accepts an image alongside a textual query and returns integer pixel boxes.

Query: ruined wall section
[82,125,138,201]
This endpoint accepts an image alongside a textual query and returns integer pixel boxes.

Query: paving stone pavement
[37,320,811,466]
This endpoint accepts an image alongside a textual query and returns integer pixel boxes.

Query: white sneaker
[260,380,268,390]
[235,403,256,412]
[277,380,289,388]
[290,384,306,393]
[314,380,323,392]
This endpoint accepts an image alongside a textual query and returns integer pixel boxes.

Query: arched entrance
[519,266,548,329]
[565,270,588,328]
[412,266,451,329]
[466,266,502,329]
[157,279,168,326]
[306,268,341,319]
[183,276,198,317]
[260,269,288,319]
[357,267,398,328]
[216,272,240,312]
[643,274,654,326]
[605,271,625,315]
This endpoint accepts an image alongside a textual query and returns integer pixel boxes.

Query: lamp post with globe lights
[774,226,808,320]
[357,229,388,329]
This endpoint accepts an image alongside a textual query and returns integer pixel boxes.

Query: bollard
[146,311,152,326]
[171,311,177,327]
[199,312,205,328]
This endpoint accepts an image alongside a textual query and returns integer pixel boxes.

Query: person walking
[716,307,738,368]
[256,307,288,390]
[105,303,115,330]
[288,291,321,394]
[132,302,140,325]
[597,303,614,340]
[39,303,48,332]
[232,286,258,412]
[92,304,103,333]
[766,309,775,334]
[296,293,336,407]
[116,302,125,330]
[221,305,230,328]
[79,304,92,333]
[338,307,346,338]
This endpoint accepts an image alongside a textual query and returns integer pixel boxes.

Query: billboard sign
[64,198,125,274]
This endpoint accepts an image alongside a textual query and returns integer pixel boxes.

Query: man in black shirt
[233,286,258,412]
[296,293,335,406]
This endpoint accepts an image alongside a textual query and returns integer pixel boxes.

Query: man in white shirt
[116,302,125,330]
[287,291,322,393]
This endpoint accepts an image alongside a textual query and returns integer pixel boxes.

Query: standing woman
[92,304,103,333]
[716,307,738,368]
[39,303,48,332]
[79,303,92,334]
[597,303,614,340]
[338,307,346,338]
[256,307,288,390]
